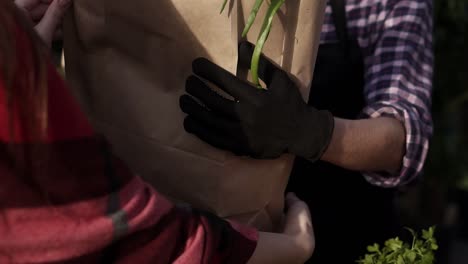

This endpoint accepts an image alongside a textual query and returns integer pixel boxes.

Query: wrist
[320,116,344,163]
[319,117,406,173]
[290,107,335,161]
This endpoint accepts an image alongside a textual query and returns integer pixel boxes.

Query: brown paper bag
[63,0,326,231]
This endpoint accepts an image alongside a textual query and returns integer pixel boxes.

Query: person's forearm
[247,232,309,264]
[321,117,406,174]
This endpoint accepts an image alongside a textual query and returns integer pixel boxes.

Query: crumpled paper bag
[63,0,326,231]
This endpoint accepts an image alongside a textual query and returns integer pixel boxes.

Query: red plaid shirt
[0,18,257,264]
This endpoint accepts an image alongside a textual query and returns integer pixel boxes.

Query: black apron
[287,0,400,262]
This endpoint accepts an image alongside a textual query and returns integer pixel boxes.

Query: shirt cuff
[359,101,431,187]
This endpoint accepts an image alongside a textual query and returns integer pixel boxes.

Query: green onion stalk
[221,0,286,88]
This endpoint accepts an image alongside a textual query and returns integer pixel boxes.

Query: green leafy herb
[221,0,286,88]
[357,226,438,264]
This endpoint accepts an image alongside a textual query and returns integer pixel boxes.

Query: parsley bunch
[357,226,438,264]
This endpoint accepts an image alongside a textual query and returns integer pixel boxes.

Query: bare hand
[247,193,315,264]
[283,193,315,262]
[15,0,72,47]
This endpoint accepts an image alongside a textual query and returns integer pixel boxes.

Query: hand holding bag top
[63,0,326,231]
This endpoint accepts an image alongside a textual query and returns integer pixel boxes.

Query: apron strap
[329,0,350,54]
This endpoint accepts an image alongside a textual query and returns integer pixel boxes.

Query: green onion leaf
[220,0,229,14]
[241,0,265,37]
[251,0,285,87]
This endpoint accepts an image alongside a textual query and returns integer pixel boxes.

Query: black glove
[180,42,334,161]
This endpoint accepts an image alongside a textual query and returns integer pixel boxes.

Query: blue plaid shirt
[320,0,433,187]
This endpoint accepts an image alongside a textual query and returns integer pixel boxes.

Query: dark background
[395,0,468,263]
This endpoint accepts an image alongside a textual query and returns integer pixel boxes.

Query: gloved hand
[180,42,334,161]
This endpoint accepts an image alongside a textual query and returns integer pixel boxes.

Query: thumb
[35,0,72,46]
[285,192,300,206]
